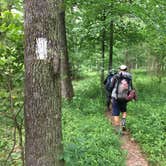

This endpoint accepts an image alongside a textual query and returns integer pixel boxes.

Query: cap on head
[119,65,127,71]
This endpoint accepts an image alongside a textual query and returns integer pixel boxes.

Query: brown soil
[105,111,149,166]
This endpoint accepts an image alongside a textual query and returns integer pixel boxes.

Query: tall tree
[59,0,74,100]
[109,20,113,71]
[101,9,106,87]
[24,0,64,165]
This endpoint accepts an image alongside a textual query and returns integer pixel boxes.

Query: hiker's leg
[108,95,112,112]
[112,98,121,133]
[120,102,127,130]
[106,99,110,111]
[120,101,127,118]
[122,112,127,118]
[112,98,120,117]
[106,91,110,111]
[121,113,126,129]
[114,116,121,134]
[113,116,120,126]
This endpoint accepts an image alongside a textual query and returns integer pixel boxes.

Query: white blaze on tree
[36,38,47,60]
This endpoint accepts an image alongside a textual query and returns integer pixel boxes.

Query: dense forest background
[0,0,166,165]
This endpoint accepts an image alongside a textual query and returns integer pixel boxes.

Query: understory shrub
[62,74,125,166]
[127,71,166,166]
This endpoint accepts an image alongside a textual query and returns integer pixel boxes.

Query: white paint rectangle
[36,38,47,60]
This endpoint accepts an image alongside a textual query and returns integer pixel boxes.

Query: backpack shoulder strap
[115,73,123,97]
[124,73,133,90]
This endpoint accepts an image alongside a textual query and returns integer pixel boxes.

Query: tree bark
[109,20,113,71]
[58,0,74,100]
[24,0,64,166]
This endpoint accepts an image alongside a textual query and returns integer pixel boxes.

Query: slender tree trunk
[109,20,113,71]
[59,0,74,100]
[17,123,24,166]
[101,11,106,87]
[125,48,131,71]
[24,0,64,166]
[101,30,105,84]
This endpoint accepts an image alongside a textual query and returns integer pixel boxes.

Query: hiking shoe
[121,118,126,131]
[122,126,126,131]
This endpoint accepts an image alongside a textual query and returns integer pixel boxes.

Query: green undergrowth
[127,70,166,166]
[0,89,24,166]
[62,73,126,166]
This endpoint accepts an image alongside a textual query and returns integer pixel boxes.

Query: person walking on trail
[103,69,117,112]
[110,65,136,133]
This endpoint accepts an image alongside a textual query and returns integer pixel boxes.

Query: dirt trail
[105,111,148,166]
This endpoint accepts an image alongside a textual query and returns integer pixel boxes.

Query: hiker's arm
[131,79,138,100]
[130,80,133,90]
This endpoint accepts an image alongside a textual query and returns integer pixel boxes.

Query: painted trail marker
[36,38,47,60]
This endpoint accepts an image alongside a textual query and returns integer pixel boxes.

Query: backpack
[115,73,132,100]
[104,73,116,91]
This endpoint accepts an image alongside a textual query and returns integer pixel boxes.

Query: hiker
[110,65,136,133]
[103,69,117,112]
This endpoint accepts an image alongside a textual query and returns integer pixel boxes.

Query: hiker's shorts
[112,98,127,116]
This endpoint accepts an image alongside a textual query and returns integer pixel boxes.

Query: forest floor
[105,111,149,166]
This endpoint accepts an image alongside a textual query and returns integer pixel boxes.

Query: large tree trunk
[59,0,74,100]
[24,1,64,166]
[109,20,113,71]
